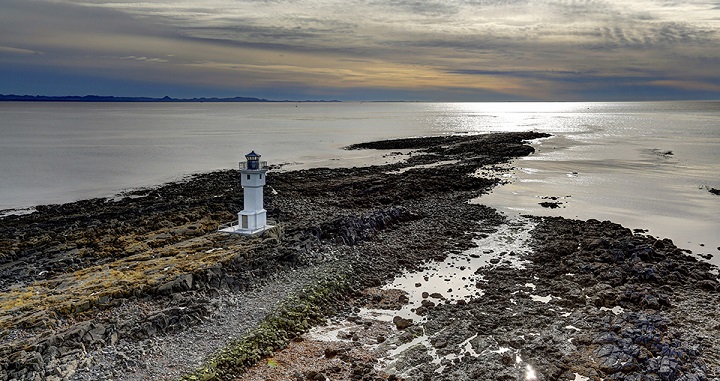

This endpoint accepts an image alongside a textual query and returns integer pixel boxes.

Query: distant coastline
[0,94,340,103]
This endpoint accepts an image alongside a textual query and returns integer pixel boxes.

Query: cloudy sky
[1,0,719,101]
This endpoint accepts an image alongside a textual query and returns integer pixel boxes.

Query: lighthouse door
[241,215,248,229]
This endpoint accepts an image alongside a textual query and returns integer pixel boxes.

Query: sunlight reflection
[445,102,590,114]
[429,102,593,134]
[526,364,538,381]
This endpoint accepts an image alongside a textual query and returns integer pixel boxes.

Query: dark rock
[695,279,718,291]
[392,316,413,330]
[414,306,428,316]
[82,323,107,346]
[539,201,563,208]
[421,299,436,308]
[157,274,194,295]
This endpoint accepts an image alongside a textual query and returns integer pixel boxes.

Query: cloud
[0,45,42,55]
[447,69,597,80]
[120,56,169,63]
[35,1,720,57]
[1,0,719,99]
[646,79,720,92]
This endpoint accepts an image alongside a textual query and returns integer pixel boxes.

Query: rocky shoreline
[1,131,718,381]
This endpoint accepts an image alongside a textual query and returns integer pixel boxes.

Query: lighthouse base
[218,209,272,236]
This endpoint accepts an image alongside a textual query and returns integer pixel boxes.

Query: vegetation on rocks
[0,235,256,329]
[184,272,354,381]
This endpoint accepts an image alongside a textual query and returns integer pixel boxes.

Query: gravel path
[70,259,349,381]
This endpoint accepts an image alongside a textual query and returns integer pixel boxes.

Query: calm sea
[1,102,719,260]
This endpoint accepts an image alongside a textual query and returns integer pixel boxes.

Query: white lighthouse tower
[219,151,272,235]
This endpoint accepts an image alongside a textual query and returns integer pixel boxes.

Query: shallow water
[372,217,535,321]
[308,215,546,378]
[478,120,720,265]
[0,102,441,211]
[1,101,718,260]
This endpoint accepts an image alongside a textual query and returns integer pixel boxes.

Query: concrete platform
[218,224,274,236]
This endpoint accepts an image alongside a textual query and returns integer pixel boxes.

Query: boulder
[393,316,413,330]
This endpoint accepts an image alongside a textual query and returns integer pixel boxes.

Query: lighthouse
[219,151,272,235]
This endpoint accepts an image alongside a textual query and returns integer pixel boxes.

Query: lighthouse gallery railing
[240,161,268,170]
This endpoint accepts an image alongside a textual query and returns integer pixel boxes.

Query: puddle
[530,294,554,303]
[382,331,437,374]
[490,346,513,354]
[386,159,459,175]
[388,331,433,359]
[383,331,490,375]
[374,217,538,375]
[0,207,36,218]
[305,214,622,380]
[307,320,359,343]
[526,364,538,380]
[359,217,536,322]
[600,306,625,315]
[306,216,541,377]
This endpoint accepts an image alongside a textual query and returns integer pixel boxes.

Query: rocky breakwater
[0,131,549,380]
[381,216,719,380]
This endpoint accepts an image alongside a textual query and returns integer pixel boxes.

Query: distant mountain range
[0,94,340,102]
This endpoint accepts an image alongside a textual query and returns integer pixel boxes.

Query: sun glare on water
[526,364,538,381]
